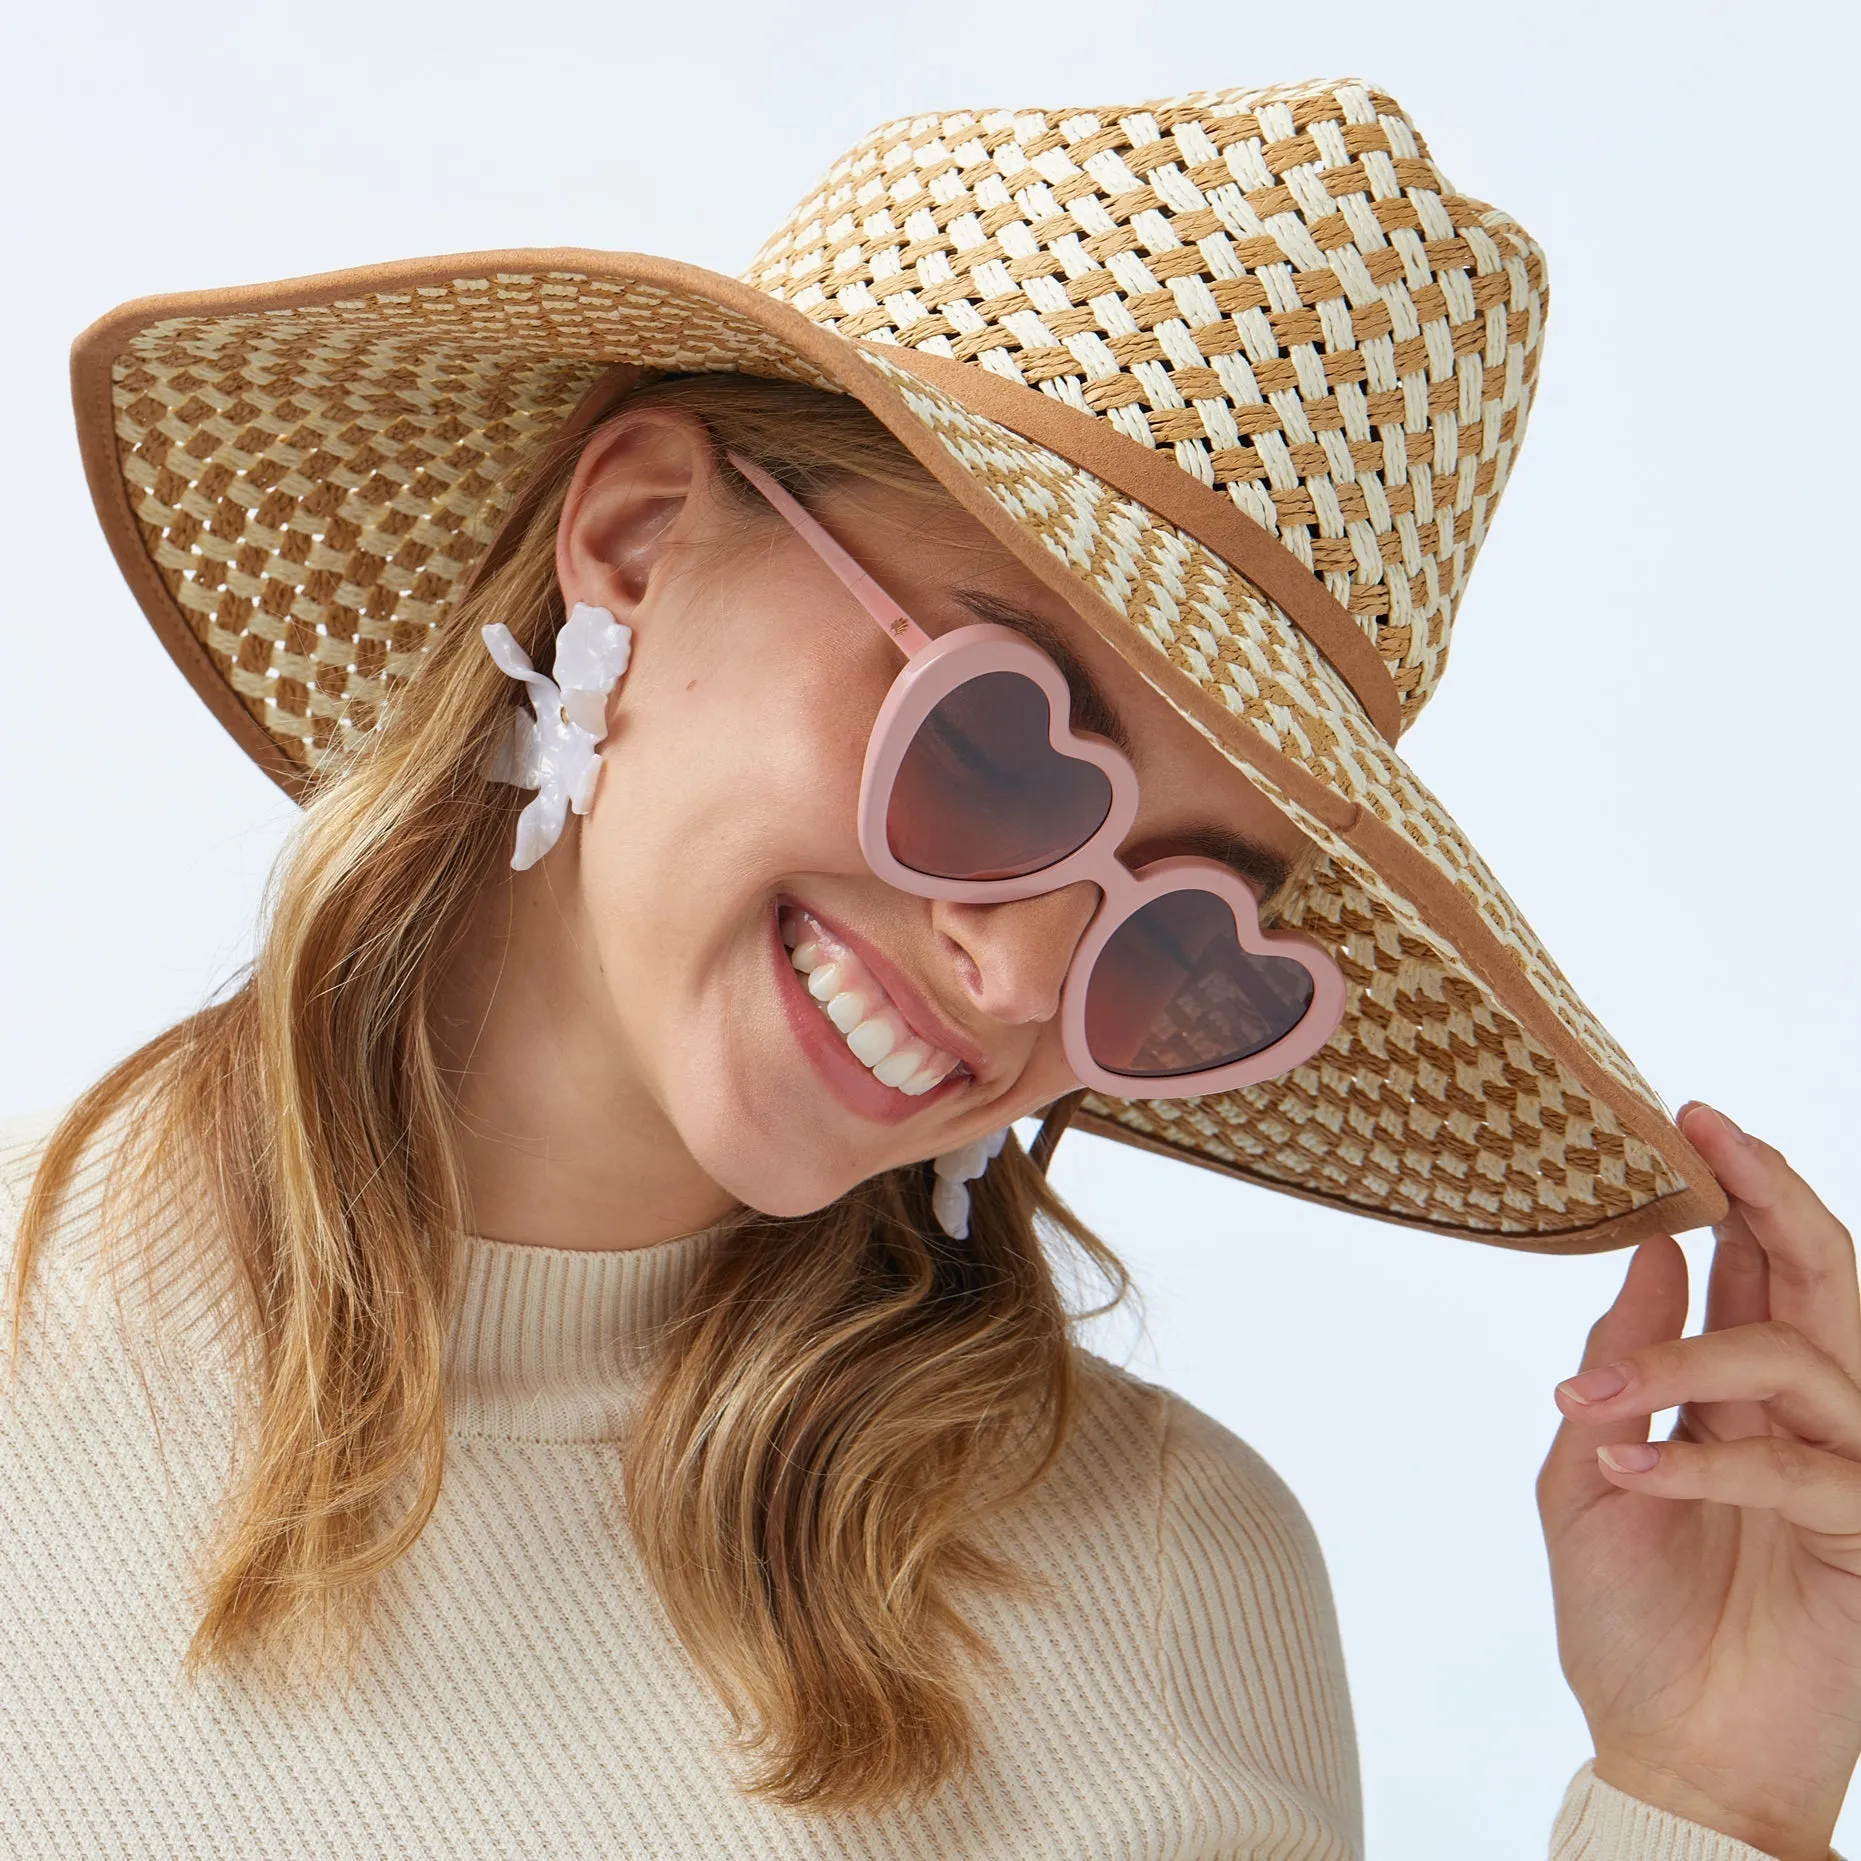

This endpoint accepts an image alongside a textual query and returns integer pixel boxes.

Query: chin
[674,1097,879,1223]
[701,1153,872,1222]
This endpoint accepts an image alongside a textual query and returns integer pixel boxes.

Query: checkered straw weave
[746,79,1541,734]
[863,356,1683,1230]
[74,77,1720,1247]
[107,279,832,766]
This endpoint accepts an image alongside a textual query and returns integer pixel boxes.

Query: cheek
[588,640,877,895]
[568,623,910,1194]
[1015,1020,1083,1113]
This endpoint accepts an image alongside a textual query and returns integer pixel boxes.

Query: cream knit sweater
[0,1112,1778,1860]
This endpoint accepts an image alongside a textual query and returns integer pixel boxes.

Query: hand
[1538,1103,1861,1861]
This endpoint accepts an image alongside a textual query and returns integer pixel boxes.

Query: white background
[3,1,1855,1852]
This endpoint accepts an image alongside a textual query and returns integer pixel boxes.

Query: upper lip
[783,899,994,1085]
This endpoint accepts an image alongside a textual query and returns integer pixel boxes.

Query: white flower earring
[930,1129,1010,1240]
[481,604,633,871]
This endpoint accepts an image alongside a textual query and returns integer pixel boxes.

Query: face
[541,409,1312,1217]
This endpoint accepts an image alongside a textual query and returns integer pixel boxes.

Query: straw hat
[70,77,1725,1252]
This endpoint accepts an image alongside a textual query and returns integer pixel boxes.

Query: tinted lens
[887,670,1114,881]
[1083,889,1315,1079]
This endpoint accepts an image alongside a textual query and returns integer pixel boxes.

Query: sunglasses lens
[1083,889,1316,1079]
[887,671,1114,881]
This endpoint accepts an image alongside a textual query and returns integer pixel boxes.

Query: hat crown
[744,80,1548,731]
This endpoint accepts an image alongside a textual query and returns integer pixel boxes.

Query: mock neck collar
[443,1228,722,1441]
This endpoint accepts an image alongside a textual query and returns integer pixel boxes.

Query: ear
[555,409,721,624]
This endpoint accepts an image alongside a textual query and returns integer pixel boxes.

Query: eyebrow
[1163,826,1293,909]
[950,589,1292,904]
[952,589,1132,753]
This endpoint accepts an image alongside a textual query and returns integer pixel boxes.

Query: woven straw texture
[77,78,1714,1247]
[748,80,1535,732]
[108,281,831,764]
[859,355,1683,1231]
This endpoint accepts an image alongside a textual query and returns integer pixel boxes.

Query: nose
[930,883,1099,1027]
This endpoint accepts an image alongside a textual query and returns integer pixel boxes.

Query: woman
[5,79,1856,1858]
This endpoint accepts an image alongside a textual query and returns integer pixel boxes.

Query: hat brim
[71,247,1725,1251]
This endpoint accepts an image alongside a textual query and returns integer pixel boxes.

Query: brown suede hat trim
[876,344,1406,746]
[72,320,302,794]
[70,247,1728,1243]
[1068,1109,1708,1255]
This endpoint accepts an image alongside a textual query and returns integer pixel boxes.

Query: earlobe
[555,411,714,624]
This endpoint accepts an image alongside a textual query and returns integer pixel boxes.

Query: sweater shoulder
[1056,1354,1364,1856]
[1059,1357,1339,1653]
[0,1100,240,1374]
[1153,1377,1329,1578]
[985,1350,1309,1603]
[1059,1351,1319,1552]
[0,1108,64,1154]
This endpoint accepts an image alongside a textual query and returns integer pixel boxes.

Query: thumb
[1537,1235,1688,1524]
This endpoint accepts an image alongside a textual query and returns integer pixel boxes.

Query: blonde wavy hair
[9,374,1141,1812]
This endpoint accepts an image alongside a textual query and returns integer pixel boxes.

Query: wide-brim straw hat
[70,77,1726,1252]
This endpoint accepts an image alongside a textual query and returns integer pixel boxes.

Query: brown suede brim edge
[1067,1111,1713,1254]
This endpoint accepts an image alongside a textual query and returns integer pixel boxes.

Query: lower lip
[768,911,958,1126]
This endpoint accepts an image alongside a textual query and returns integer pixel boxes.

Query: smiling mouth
[778,906,967,1098]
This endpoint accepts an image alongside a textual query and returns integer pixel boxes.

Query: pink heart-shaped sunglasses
[727,451,1347,1101]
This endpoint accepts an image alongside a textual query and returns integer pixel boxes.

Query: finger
[1679,1103,1860,1380]
[1539,1237,1688,1517]
[1594,1434,1861,1545]
[1554,1319,1861,1458]
[1696,1210,1773,1436]
[1701,1205,1769,1334]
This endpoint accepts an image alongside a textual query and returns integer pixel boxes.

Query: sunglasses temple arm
[725,449,934,659]
[1029,1089,1088,1176]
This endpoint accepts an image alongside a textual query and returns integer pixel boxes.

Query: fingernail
[1684,1101,1753,1148]
[1714,1106,1753,1146]
[1558,1362,1631,1405]
[1598,1442,1660,1475]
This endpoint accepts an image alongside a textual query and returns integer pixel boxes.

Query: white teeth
[780,906,965,1100]
[873,1043,926,1088]
[847,1016,897,1066]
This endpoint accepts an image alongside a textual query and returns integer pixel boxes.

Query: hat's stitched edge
[67,247,1728,1246]
[72,315,306,795]
[69,246,1401,773]
[873,343,1404,746]
[1070,1110,1712,1255]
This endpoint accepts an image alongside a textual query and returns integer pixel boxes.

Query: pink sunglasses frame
[725,450,1348,1100]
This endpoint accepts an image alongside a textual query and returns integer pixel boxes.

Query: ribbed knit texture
[1554,1768,1807,1860]
[0,1113,1781,1859]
